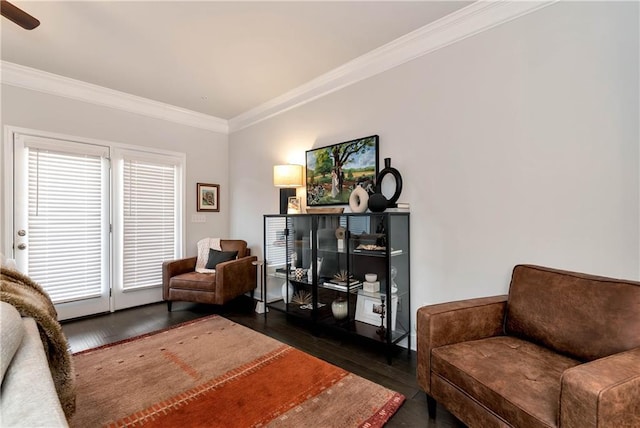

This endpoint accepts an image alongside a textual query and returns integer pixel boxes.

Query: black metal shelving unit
[262,212,410,363]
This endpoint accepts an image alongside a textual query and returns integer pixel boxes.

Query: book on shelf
[324,278,361,286]
[322,280,362,292]
[353,248,403,256]
[386,202,410,212]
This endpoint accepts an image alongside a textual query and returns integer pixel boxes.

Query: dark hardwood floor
[62,297,465,428]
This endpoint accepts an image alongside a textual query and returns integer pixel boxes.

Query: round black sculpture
[374,158,403,208]
[368,193,388,212]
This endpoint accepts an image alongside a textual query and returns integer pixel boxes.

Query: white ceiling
[1,1,471,120]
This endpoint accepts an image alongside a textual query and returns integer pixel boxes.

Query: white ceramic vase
[331,297,348,320]
[348,186,369,213]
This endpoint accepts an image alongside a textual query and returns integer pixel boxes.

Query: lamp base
[279,188,296,214]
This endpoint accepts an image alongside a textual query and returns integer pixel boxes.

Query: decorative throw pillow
[205,249,238,270]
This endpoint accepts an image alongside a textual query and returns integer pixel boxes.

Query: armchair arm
[162,257,197,299]
[416,295,507,394]
[215,255,258,304]
[560,347,640,428]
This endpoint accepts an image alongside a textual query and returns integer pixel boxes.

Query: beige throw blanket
[0,267,76,419]
[195,237,222,273]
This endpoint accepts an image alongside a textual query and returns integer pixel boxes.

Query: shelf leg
[255,301,269,314]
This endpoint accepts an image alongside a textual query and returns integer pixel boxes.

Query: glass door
[14,134,111,320]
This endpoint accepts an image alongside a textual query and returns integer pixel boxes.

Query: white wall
[1,84,230,258]
[229,1,640,338]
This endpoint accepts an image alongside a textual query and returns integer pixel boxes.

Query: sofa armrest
[162,257,197,299]
[416,295,507,394]
[560,347,640,428]
[215,255,258,303]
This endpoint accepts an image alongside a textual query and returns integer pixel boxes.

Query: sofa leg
[427,395,436,419]
[167,301,172,312]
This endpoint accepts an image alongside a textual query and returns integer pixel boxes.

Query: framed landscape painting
[305,135,379,207]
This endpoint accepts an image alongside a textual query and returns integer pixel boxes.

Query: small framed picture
[287,196,301,214]
[197,183,220,212]
[355,291,397,330]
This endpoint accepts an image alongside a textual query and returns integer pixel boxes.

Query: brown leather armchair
[417,264,640,428]
[162,239,257,311]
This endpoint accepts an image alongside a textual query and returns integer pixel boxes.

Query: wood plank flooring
[62,297,465,428]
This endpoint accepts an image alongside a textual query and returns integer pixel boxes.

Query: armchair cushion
[168,271,217,292]
[432,336,579,428]
[205,249,238,269]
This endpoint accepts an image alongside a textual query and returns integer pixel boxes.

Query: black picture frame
[305,135,379,207]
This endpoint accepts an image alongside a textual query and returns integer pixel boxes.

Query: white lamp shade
[273,164,303,187]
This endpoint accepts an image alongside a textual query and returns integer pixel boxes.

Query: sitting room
[1,1,638,427]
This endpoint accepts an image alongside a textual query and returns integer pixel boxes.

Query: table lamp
[273,164,303,214]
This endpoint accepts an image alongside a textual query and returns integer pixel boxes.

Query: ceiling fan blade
[1,0,40,30]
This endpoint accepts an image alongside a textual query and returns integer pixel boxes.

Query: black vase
[368,193,388,212]
[375,158,403,208]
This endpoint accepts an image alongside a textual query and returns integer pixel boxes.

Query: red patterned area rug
[70,315,405,427]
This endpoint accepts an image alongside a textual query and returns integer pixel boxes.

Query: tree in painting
[306,136,378,205]
[329,136,375,194]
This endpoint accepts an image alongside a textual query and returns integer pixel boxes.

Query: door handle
[17,243,26,250]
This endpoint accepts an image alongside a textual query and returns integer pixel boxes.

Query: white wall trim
[228,0,557,132]
[0,62,229,134]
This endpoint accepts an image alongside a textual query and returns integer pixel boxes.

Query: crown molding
[0,61,229,134]
[1,1,556,136]
[228,0,557,133]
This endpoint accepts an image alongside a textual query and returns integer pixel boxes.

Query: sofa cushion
[0,302,24,380]
[169,272,217,292]
[432,336,580,428]
[505,264,640,361]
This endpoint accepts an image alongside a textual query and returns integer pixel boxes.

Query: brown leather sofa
[417,264,640,428]
[162,240,257,311]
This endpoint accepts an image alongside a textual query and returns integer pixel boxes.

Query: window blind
[122,158,176,290]
[265,216,288,268]
[27,148,106,304]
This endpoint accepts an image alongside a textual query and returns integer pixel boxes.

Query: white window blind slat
[265,217,288,268]
[27,148,106,304]
[122,158,177,290]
